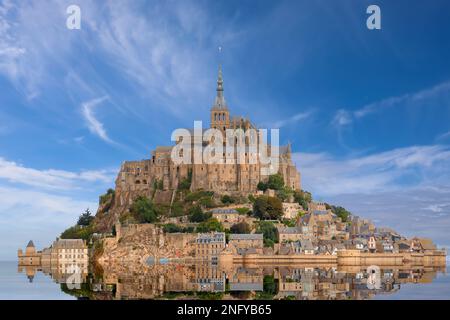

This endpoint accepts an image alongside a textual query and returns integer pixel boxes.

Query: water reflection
[17,261,447,300]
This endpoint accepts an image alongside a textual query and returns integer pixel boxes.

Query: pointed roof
[26,240,35,248]
[212,64,227,109]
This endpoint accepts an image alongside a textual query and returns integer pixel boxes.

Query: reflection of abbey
[115,66,301,205]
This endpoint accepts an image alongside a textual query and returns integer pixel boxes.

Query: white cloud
[0,186,98,260]
[271,111,312,128]
[81,96,113,143]
[293,144,450,196]
[0,156,115,190]
[332,109,352,127]
[436,130,450,141]
[332,81,450,127]
[0,156,115,259]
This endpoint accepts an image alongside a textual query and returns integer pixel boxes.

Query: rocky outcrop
[98,224,196,267]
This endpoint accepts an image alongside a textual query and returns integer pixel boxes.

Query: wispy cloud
[0,185,98,260]
[0,156,115,190]
[332,81,450,127]
[271,111,312,128]
[0,155,116,259]
[436,130,450,141]
[81,96,113,143]
[293,144,450,196]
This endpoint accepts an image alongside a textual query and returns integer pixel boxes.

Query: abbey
[114,66,301,206]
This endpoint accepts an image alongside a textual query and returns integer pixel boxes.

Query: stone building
[18,240,41,266]
[113,65,301,208]
[211,208,241,224]
[50,239,89,275]
[277,226,303,243]
[229,234,264,251]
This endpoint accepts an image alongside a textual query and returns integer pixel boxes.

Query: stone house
[277,226,303,243]
[211,208,241,223]
[229,234,263,250]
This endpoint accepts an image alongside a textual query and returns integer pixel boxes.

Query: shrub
[130,196,158,223]
[230,222,251,234]
[257,181,268,191]
[235,207,251,215]
[163,223,183,233]
[196,218,224,233]
[330,206,351,222]
[253,196,283,220]
[267,174,284,190]
[170,202,185,217]
[188,206,211,222]
[221,195,235,205]
[61,225,93,241]
[256,221,278,247]
[99,188,115,205]
[294,190,311,210]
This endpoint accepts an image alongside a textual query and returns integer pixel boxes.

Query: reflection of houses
[18,239,89,285]
[195,232,226,261]
[411,238,437,253]
[368,236,377,253]
[194,263,226,292]
[228,267,263,291]
[50,239,89,275]
[396,240,411,253]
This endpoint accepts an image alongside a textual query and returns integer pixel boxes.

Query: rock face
[98,224,196,266]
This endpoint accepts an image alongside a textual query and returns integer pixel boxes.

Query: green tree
[188,205,211,222]
[163,223,183,233]
[230,222,251,234]
[253,196,283,220]
[77,208,94,226]
[267,174,284,190]
[99,188,115,205]
[256,221,278,247]
[130,196,158,223]
[331,206,351,222]
[221,195,235,205]
[61,225,93,241]
[178,170,192,190]
[257,181,268,192]
[196,218,224,233]
[276,187,294,202]
[294,190,312,211]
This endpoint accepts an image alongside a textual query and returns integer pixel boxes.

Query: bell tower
[210,65,230,131]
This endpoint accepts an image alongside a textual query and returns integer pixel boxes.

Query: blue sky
[1,0,450,260]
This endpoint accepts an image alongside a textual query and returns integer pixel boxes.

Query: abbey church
[114,66,301,206]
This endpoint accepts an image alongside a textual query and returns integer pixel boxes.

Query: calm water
[2,261,450,300]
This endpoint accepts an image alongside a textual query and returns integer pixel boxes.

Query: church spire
[213,64,227,109]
